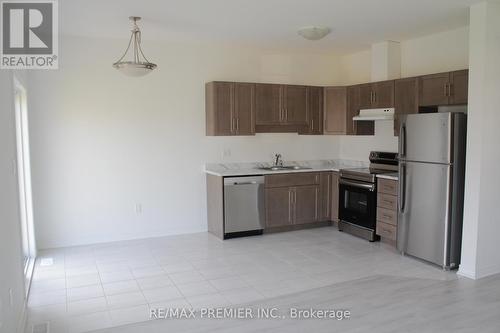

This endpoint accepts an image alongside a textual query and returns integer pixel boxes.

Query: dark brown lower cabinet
[265,173,320,227]
[330,172,339,222]
[294,185,319,224]
[319,171,340,222]
[265,187,293,227]
[319,172,332,220]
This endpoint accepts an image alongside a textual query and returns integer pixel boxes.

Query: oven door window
[339,183,377,229]
[345,191,369,214]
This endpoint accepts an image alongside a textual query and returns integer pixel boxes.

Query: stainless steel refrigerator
[397,112,467,269]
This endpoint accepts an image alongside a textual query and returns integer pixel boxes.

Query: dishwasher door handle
[233,181,257,185]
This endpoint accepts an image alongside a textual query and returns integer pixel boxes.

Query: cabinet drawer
[376,221,397,240]
[377,207,397,226]
[378,193,397,211]
[265,172,319,188]
[378,178,398,195]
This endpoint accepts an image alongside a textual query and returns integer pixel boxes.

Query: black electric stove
[338,151,398,241]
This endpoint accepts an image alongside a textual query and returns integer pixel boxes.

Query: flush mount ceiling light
[113,16,157,77]
[297,26,331,41]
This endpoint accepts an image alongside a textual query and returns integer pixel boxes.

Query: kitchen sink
[257,165,312,171]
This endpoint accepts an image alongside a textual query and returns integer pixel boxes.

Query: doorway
[14,77,36,291]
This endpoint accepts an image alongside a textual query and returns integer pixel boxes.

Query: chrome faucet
[273,153,283,167]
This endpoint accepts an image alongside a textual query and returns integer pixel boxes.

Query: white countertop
[204,159,368,177]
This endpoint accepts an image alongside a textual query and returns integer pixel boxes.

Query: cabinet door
[330,172,339,222]
[324,87,347,135]
[319,172,332,221]
[449,70,468,105]
[205,82,234,136]
[373,80,395,108]
[419,72,449,106]
[265,187,292,227]
[394,77,418,136]
[294,185,319,224]
[346,85,360,135]
[284,85,308,125]
[305,86,323,134]
[255,84,282,125]
[348,85,374,135]
[358,83,373,109]
[234,83,255,135]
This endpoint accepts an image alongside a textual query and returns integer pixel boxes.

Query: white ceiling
[61,0,479,54]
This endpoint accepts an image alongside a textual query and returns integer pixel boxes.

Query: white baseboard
[457,268,476,279]
[458,263,500,280]
[17,299,28,333]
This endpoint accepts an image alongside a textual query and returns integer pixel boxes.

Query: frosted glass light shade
[113,61,157,77]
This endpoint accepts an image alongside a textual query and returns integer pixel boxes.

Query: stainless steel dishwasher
[223,176,265,239]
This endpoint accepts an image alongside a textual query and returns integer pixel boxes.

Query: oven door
[339,178,377,230]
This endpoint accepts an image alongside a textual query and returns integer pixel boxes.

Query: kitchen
[205,70,467,269]
[2,1,500,333]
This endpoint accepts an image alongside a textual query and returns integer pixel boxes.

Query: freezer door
[399,113,452,164]
[397,161,451,267]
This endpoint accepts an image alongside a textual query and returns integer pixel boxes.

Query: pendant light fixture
[113,16,157,77]
[297,26,331,41]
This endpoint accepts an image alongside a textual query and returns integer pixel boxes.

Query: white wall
[459,0,500,279]
[29,36,343,249]
[0,71,26,333]
[401,26,470,77]
[29,25,471,249]
[336,26,470,161]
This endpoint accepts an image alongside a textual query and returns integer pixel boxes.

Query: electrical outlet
[222,148,232,159]
[135,203,142,215]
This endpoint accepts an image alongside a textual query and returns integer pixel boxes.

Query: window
[14,77,36,291]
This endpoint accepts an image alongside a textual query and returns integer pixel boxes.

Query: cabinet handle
[444,84,448,97]
[311,119,314,131]
[448,83,452,97]
[373,91,377,104]
[231,117,235,133]
[236,118,239,132]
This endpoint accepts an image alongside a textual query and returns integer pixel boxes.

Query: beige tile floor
[26,227,457,333]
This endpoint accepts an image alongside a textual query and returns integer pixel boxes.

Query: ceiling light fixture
[113,16,157,77]
[297,26,331,41]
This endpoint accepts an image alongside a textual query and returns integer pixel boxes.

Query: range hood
[353,108,395,121]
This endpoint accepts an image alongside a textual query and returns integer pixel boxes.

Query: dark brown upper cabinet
[449,70,468,105]
[206,82,255,136]
[255,83,281,125]
[299,86,323,135]
[348,85,374,135]
[419,70,468,106]
[419,72,450,106]
[373,80,395,108]
[323,86,347,135]
[255,84,309,133]
[358,80,395,109]
[283,85,308,125]
[394,77,419,136]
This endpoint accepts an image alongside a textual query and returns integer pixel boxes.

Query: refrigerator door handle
[399,162,406,213]
[399,122,406,159]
